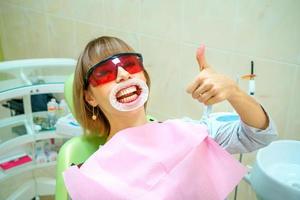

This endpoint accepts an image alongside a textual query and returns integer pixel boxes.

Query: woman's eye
[123,62,135,68]
[95,71,110,77]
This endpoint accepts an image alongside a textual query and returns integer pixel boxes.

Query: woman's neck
[106,109,148,141]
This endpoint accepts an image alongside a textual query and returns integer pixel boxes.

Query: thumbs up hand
[186,45,239,105]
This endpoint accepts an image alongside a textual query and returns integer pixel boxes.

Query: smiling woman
[66,35,277,200]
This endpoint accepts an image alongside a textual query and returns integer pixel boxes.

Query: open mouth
[116,85,142,103]
[109,78,149,111]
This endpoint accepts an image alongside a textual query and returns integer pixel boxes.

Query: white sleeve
[181,108,278,154]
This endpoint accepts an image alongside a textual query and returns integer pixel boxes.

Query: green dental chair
[55,74,155,200]
[55,73,106,200]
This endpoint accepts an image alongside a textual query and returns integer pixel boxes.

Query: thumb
[196,44,209,71]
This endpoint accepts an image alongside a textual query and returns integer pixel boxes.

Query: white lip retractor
[109,78,149,112]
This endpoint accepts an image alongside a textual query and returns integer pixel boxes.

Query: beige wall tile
[0,3,5,59]
[235,0,300,64]
[24,11,51,58]
[140,0,183,42]
[72,0,104,25]
[140,36,181,120]
[103,0,140,33]
[0,3,29,59]
[185,0,236,20]
[5,0,45,12]
[75,22,105,57]
[47,15,76,58]
[45,0,74,19]
[183,0,236,50]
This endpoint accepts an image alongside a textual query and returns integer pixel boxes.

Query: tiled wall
[0,0,299,199]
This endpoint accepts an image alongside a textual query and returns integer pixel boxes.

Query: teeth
[116,86,137,98]
[119,94,138,103]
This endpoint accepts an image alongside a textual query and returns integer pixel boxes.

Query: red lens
[88,54,143,87]
[121,55,143,74]
[89,61,117,86]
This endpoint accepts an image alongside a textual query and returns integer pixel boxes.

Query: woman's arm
[186,45,269,129]
[227,88,268,129]
[181,113,277,154]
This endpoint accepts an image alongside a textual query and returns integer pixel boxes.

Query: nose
[116,66,132,82]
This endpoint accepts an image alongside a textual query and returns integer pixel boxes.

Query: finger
[198,88,216,103]
[192,82,212,99]
[196,44,209,71]
[205,95,223,105]
[186,75,204,94]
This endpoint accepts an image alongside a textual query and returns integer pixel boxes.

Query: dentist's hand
[186,45,239,105]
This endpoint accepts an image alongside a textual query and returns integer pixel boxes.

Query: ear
[84,90,98,107]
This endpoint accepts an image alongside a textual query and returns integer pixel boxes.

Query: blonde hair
[73,36,150,137]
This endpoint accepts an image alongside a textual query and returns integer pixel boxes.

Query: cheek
[91,84,113,104]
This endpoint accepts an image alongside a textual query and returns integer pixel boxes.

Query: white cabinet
[0,58,76,199]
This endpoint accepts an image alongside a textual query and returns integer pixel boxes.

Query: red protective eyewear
[84,53,144,88]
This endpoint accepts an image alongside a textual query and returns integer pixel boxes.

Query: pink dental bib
[63,120,247,200]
